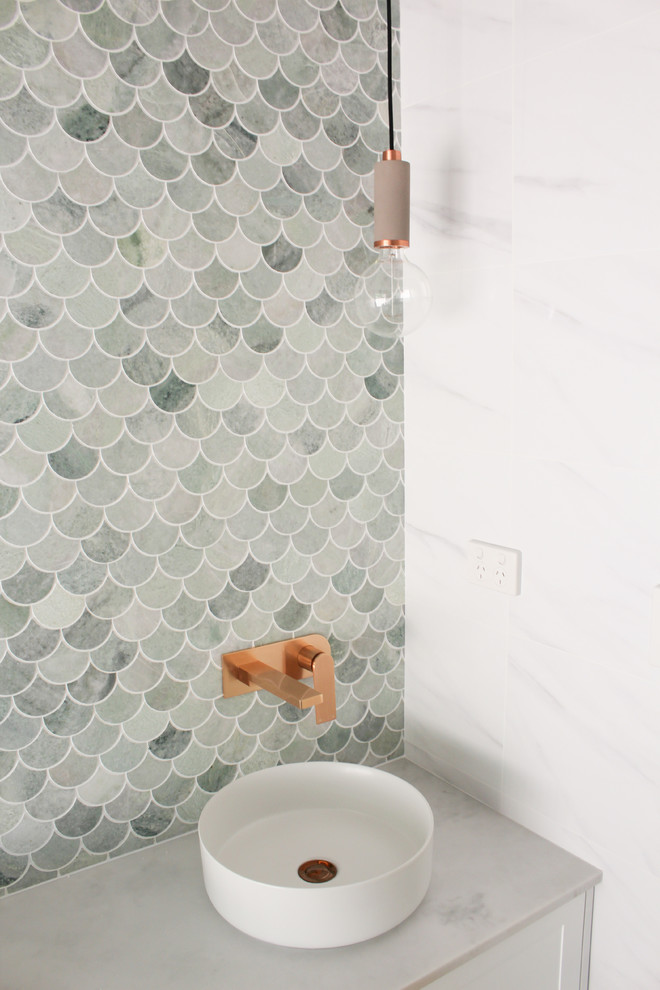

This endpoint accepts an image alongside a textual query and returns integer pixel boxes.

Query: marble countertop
[0,759,601,990]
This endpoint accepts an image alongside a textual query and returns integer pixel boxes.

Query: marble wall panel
[404,1,660,987]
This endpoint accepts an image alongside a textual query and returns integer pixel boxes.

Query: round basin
[198,762,434,948]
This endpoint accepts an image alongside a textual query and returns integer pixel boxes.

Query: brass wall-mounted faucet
[221,635,336,724]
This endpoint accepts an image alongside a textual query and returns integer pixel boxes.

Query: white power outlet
[468,540,522,595]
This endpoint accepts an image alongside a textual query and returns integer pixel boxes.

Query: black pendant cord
[386,0,395,149]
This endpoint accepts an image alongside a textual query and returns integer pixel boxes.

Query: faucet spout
[233,657,322,710]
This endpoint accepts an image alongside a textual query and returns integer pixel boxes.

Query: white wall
[403,3,660,987]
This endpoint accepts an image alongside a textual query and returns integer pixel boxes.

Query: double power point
[468,540,522,596]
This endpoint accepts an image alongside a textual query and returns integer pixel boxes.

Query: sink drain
[298,859,338,883]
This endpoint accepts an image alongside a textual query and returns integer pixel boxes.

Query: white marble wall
[403,2,660,987]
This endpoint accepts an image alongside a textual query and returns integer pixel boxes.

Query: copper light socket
[373,150,410,249]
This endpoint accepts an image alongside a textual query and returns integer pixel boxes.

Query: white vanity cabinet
[425,891,594,990]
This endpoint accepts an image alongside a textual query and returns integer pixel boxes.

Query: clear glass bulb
[350,248,432,339]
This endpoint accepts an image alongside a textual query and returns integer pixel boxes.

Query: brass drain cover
[298,859,338,883]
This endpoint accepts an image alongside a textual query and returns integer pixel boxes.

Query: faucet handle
[297,646,336,724]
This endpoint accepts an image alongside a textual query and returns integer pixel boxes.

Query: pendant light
[352,0,432,339]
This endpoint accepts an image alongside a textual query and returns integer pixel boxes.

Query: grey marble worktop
[0,759,601,990]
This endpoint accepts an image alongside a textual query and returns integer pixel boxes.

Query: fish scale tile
[0,0,402,896]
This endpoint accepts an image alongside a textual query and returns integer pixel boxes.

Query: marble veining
[403,1,660,987]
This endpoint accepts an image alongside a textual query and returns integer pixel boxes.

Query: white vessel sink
[198,761,434,948]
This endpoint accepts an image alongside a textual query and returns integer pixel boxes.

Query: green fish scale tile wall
[0,0,403,895]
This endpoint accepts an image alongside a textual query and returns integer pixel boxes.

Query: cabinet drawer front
[422,895,587,990]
